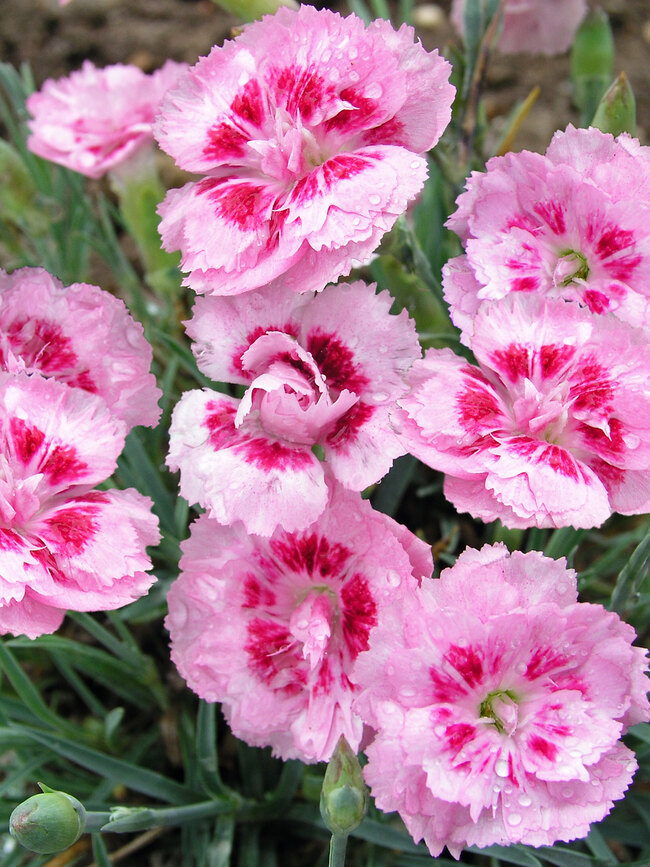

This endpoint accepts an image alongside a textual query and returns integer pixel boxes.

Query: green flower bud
[571,8,615,124]
[320,737,368,837]
[591,71,637,137]
[209,0,298,22]
[9,784,86,854]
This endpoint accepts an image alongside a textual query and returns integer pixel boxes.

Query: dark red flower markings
[198,178,271,231]
[461,342,624,482]
[4,318,95,392]
[45,495,108,554]
[203,399,312,472]
[429,636,582,770]
[203,79,265,162]
[9,417,87,485]
[244,531,377,698]
[270,64,328,122]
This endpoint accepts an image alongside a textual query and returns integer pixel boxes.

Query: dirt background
[1,0,649,155]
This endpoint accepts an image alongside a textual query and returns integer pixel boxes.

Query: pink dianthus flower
[395,294,650,529]
[168,280,420,536]
[0,268,161,430]
[451,0,587,55]
[353,543,649,857]
[27,60,186,179]
[0,373,160,639]
[154,5,454,295]
[444,126,650,336]
[166,482,432,763]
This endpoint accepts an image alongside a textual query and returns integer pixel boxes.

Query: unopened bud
[210,0,298,22]
[9,784,86,854]
[571,8,615,123]
[320,736,368,836]
[591,71,636,137]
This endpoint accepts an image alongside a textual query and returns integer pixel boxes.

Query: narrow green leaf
[610,525,650,613]
[92,833,114,867]
[0,642,80,737]
[584,826,617,864]
[534,847,600,867]
[369,0,391,20]
[347,0,372,24]
[11,724,202,805]
[207,815,235,867]
[468,844,543,867]
[196,701,229,798]
[372,455,417,518]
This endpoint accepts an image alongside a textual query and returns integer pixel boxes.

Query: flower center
[554,249,589,287]
[479,689,519,736]
[289,587,337,669]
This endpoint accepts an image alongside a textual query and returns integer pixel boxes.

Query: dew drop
[373,392,389,402]
[562,786,574,799]
[518,793,532,807]
[507,813,522,827]
[410,159,421,170]
[368,193,382,206]
[386,664,395,676]
[494,759,509,778]
[321,49,332,62]
[348,45,359,60]
[400,686,416,699]
[515,662,527,674]
[329,68,340,82]
[386,570,401,587]
[349,71,360,83]
[365,82,382,99]
[433,724,446,737]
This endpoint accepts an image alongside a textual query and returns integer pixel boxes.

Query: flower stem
[328,832,348,867]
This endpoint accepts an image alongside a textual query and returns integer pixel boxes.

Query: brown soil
[2,0,649,154]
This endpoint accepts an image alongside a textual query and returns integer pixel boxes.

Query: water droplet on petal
[368,193,382,206]
[386,570,401,587]
[321,49,332,62]
[517,793,532,807]
[410,159,421,170]
[365,82,382,99]
[495,759,509,778]
[349,45,358,60]
[507,813,522,827]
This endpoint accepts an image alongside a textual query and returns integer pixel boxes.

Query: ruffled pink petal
[167,482,429,763]
[0,267,161,429]
[34,488,159,611]
[0,592,65,640]
[167,390,327,535]
[354,544,648,857]
[451,0,587,56]
[0,372,126,496]
[27,60,186,178]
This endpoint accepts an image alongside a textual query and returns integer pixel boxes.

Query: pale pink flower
[444,127,650,336]
[0,373,160,639]
[0,268,161,430]
[395,294,650,529]
[354,543,649,857]
[27,60,186,179]
[166,482,432,763]
[451,0,587,55]
[168,280,420,536]
[154,5,454,295]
